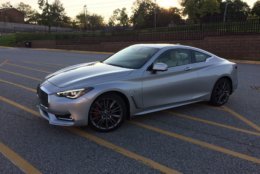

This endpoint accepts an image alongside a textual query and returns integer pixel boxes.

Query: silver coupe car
[37,44,238,131]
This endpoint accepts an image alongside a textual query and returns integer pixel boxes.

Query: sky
[0,0,258,21]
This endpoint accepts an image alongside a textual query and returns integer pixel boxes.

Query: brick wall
[30,34,260,60]
[172,35,260,60]
[31,40,56,49]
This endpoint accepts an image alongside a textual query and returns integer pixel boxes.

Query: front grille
[37,87,48,107]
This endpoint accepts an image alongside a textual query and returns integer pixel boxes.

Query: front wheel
[89,93,127,132]
[210,78,232,106]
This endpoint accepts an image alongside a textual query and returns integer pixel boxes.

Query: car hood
[46,62,133,88]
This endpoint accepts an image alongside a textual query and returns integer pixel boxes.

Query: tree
[108,10,117,27]
[200,0,221,17]
[38,0,70,32]
[87,14,105,30]
[0,1,12,8]
[51,0,71,27]
[76,13,86,29]
[28,13,41,24]
[181,0,220,23]
[76,12,105,30]
[17,2,38,24]
[70,20,78,29]
[220,0,250,22]
[109,8,130,27]
[131,0,157,28]
[157,7,184,27]
[252,0,260,17]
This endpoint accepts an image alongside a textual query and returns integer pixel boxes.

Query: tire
[88,93,127,132]
[210,78,232,106]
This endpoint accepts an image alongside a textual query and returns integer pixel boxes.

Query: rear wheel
[89,93,127,132]
[210,78,232,106]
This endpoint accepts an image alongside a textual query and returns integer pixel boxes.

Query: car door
[142,48,198,108]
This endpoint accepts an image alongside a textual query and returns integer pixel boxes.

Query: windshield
[103,45,160,69]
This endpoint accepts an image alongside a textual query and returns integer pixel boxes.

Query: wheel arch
[92,90,131,119]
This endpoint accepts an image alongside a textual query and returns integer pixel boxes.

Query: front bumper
[37,82,95,126]
[38,105,76,126]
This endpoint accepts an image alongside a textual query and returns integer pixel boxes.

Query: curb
[0,46,113,55]
[31,48,114,55]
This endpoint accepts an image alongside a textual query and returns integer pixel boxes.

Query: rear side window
[155,49,192,68]
[194,51,211,62]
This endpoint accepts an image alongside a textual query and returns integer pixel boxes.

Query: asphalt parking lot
[0,46,260,174]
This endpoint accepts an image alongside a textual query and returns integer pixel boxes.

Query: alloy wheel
[210,78,231,106]
[89,95,125,131]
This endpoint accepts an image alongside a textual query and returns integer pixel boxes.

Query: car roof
[134,44,216,56]
[134,43,177,49]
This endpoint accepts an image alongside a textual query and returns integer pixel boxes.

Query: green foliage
[76,12,105,30]
[200,0,220,17]
[76,13,86,29]
[87,14,105,30]
[16,2,38,24]
[131,0,184,28]
[118,10,126,27]
[131,0,157,28]
[181,0,252,23]
[0,34,16,46]
[0,1,12,8]
[157,7,184,27]
[15,33,56,41]
[37,0,71,31]
[0,33,71,47]
[252,0,260,17]
[220,0,250,22]
[181,0,220,23]
[109,8,130,27]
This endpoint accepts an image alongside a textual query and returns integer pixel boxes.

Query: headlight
[56,88,93,99]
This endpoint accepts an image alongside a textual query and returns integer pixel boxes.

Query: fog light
[55,114,73,121]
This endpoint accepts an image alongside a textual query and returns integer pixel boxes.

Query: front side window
[103,45,159,69]
[194,51,211,63]
[155,49,192,68]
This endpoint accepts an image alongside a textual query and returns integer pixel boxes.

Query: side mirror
[152,63,168,72]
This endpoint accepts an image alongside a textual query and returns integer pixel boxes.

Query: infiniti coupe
[37,44,238,131]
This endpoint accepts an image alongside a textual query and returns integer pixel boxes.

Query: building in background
[0,8,24,23]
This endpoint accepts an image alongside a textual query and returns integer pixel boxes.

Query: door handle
[184,67,192,71]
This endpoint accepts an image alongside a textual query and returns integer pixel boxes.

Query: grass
[0,34,16,46]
